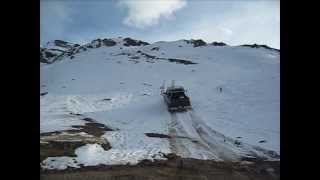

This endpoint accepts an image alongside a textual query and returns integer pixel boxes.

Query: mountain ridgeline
[40,37,279,64]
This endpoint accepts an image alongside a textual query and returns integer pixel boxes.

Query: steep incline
[40,38,279,169]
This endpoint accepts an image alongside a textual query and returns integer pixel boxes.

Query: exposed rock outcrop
[211,41,227,46]
[123,37,149,46]
[241,44,280,52]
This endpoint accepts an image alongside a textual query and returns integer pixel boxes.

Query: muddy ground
[41,154,279,180]
[40,118,113,162]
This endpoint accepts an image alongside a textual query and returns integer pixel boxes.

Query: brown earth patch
[71,122,113,137]
[40,154,279,180]
[40,140,85,162]
[40,120,113,163]
[145,133,171,139]
[167,58,197,65]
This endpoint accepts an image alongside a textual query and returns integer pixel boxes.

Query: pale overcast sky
[40,0,280,49]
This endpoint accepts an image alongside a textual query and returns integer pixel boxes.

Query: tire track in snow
[168,112,220,160]
[169,109,279,161]
[168,108,274,161]
[188,109,280,161]
[168,112,191,157]
[188,110,241,161]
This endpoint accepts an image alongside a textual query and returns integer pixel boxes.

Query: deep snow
[40,38,279,169]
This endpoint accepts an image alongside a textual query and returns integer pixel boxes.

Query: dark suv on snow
[162,86,191,112]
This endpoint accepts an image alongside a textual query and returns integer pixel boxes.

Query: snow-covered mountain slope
[40,37,150,64]
[40,40,79,64]
[40,37,279,169]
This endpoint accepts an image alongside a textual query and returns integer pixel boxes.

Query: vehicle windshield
[170,91,185,98]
